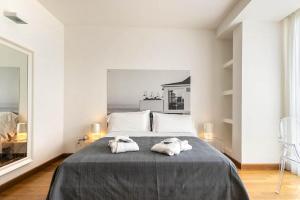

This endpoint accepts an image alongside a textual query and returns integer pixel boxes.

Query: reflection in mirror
[0,42,28,167]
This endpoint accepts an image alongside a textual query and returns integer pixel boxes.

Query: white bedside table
[199,136,224,152]
[76,137,102,152]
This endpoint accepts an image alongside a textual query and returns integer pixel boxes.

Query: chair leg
[276,158,286,194]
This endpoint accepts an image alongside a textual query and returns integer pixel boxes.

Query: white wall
[64,26,216,152]
[0,0,64,185]
[215,21,282,164]
[241,21,282,163]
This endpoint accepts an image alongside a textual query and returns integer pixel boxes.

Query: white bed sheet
[105,131,197,138]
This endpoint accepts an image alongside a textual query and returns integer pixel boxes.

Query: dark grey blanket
[47,137,249,200]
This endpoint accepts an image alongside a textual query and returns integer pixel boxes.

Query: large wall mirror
[0,38,32,176]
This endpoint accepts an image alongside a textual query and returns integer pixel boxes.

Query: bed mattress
[47,136,248,200]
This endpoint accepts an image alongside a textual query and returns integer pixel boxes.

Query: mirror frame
[0,37,33,176]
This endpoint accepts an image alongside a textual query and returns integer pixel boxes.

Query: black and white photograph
[107,69,191,114]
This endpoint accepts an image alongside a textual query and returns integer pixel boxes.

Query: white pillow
[107,110,150,132]
[152,112,195,133]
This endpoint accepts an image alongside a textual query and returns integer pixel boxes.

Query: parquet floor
[0,158,300,200]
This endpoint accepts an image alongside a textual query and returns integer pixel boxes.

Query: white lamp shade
[17,123,27,133]
[203,123,213,139]
[203,123,213,133]
[90,123,101,134]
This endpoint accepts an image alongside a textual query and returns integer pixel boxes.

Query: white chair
[276,117,300,193]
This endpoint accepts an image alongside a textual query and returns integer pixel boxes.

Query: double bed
[47,111,248,199]
[47,133,248,200]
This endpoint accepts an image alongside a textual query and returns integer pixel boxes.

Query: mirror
[0,38,32,175]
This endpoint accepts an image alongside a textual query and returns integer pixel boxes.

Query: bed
[47,111,248,200]
[47,134,248,199]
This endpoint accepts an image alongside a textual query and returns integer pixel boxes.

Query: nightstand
[76,138,99,152]
[76,132,107,152]
[199,136,224,152]
[1,140,27,154]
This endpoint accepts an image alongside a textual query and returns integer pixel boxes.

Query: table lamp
[203,123,213,140]
[16,123,27,141]
[89,123,101,140]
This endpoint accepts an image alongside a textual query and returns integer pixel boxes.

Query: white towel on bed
[151,138,192,156]
[108,136,139,153]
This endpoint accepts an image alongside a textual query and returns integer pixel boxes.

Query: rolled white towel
[151,138,192,156]
[151,142,181,156]
[179,140,192,151]
[161,138,192,152]
[161,138,180,143]
[114,135,133,143]
[109,136,139,154]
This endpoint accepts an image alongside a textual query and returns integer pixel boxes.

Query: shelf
[223,59,233,69]
[223,90,233,96]
[223,118,233,124]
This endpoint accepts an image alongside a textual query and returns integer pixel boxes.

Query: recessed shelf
[223,90,233,96]
[222,56,234,160]
[223,59,233,69]
[223,118,233,124]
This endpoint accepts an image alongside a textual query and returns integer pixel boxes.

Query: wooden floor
[0,158,300,200]
[239,170,300,200]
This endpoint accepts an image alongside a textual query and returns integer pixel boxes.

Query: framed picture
[107,69,190,114]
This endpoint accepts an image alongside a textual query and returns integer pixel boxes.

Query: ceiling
[217,0,300,38]
[239,0,300,21]
[38,0,239,29]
